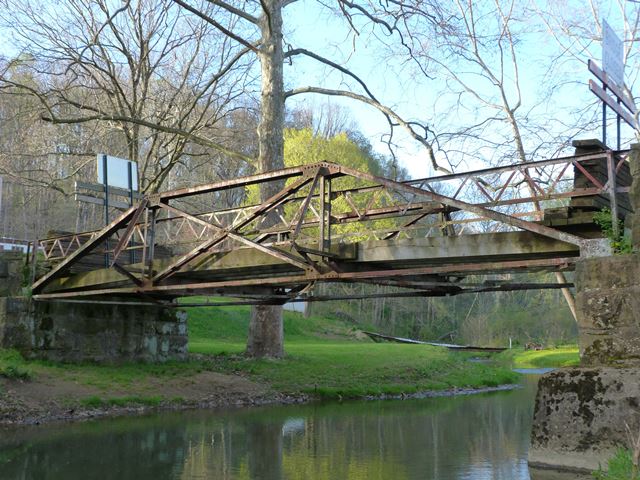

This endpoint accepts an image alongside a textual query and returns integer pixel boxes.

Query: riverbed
[0,374,589,479]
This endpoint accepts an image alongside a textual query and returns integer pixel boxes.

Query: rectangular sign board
[96,154,139,191]
[602,20,624,88]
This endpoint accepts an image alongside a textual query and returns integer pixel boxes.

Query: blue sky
[0,0,636,180]
[282,0,638,178]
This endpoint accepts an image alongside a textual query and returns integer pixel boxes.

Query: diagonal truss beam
[336,165,585,247]
[32,205,138,293]
[152,173,315,283]
[110,198,149,267]
[156,203,313,274]
[291,169,321,241]
[227,232,314,271]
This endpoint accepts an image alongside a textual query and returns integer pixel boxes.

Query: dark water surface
[0,376,581,480]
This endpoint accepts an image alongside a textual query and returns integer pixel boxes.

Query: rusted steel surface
[32,205,137,293]
[31,149,628,303]
[32,256,578,301]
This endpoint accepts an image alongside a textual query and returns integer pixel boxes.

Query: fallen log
[362,331,507,352]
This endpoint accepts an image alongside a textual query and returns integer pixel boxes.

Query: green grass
[46,360,210,390]
[0,349,32,380]
[188,302,519,398]
[186,303,519,399]
[199,343,518,399]
[593,449,638,479]
[0,302,521,404]
[0,348,211,390]
[502,346,580,368]
[185,300,363,343]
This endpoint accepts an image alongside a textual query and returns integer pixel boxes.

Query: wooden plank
[75,181,143,199]
[588,59,636,113]
[75,194,131,210]
[589,80,638,129]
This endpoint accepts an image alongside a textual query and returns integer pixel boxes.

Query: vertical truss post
[146,207,157,278]
[141,207,149,279]
[326,177,332,250]
[319,175,326,251]
[607,151,619,239]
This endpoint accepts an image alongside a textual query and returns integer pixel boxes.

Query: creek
[0,374,589,479]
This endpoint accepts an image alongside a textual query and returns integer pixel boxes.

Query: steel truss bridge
[29,148,630,307]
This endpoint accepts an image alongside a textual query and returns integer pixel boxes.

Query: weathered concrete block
[529,367,640,473]
[575,255,640,366]
[0,297,188,363]
[0,297,34,350]
[0,252,25,297]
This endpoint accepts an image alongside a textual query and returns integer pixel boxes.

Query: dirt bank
[0,371,519,427]
[0,370,295,426]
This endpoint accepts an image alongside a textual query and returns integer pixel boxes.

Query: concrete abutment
[0,252,187,363]
[0,297,188,363]
[529,142,640,475]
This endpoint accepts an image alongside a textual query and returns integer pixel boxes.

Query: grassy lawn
[0,302,520,404]
[192,340,518,399]
[0,347,209,388]
[500,346,580,368]
[187,302,519,399]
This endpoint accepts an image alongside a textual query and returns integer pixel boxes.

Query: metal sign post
[587,23,634,242]
[126,160,135,263]
[102,154,110,267]
[74,155,140,268]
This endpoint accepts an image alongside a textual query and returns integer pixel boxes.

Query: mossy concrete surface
[0,251,23,297]
[529,367,640,473]
[530,253,640,473]
[0,297,188,363]
[575,255,640,366]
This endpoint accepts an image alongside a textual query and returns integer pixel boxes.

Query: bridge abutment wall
[0,251,188,363]
[530,143,640,475]
[0,297,188,363]
[529,254,640,474]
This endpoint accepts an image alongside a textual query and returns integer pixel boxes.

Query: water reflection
[0,377,575,480]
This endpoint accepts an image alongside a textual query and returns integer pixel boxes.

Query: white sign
[96,154,139,191]
[602,20,624,88]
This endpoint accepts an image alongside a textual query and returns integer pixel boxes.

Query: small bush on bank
[0,349,31,380]
[593,449,638,480]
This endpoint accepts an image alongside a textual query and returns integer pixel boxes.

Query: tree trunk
[246,0,285,359]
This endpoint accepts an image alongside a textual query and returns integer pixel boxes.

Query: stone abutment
[530,142,640,474]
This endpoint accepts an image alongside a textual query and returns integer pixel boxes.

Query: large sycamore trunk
[246,0,285,358]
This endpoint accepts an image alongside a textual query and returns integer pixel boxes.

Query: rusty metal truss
[30,149,629,305]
